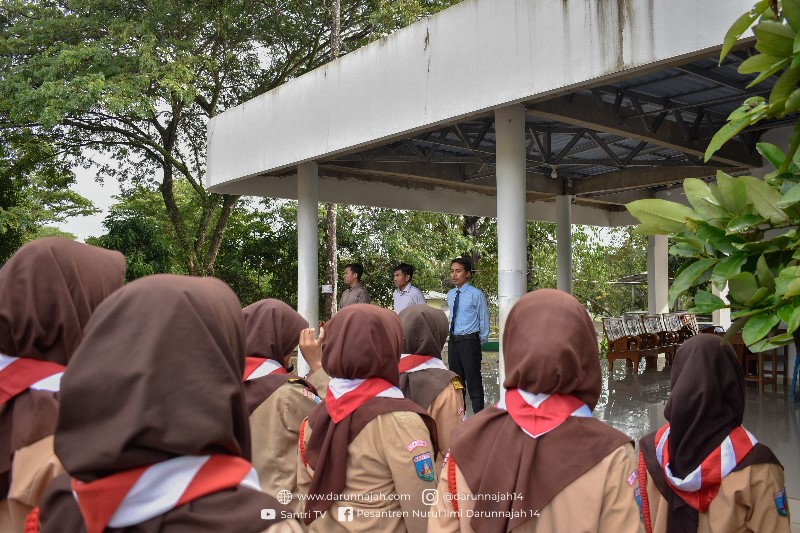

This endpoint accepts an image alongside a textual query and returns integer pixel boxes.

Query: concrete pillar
[495,104,527,390]
[712,284,731,329]
[556,195,573,293]
[297,162,319,376]
[647,234,669,314]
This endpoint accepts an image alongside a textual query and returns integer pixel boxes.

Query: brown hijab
[40,274,289,532]
[0,237,126,364]
[398,304,458,409]
[304,304,437,523]
[0,238,125,496]
[400,304,448,358]
[450,289,631,533]
[639,333,781,533]
[242,298,308,363]
[241,299,314,412]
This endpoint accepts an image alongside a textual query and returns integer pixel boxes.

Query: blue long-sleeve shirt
[447,283,490,343]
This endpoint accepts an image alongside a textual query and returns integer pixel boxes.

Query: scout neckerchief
[325,377,405,422]
[71,455,259,533]
[498,388,592,438]
[0,354,64,404]
[654,422,756,512]
[243,356,287,380]
[398,353,449,374]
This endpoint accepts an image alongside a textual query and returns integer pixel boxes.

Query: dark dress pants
[448,337,484,413]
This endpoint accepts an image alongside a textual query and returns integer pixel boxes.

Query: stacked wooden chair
[602,312,697,373]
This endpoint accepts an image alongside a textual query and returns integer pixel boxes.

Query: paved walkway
[450,351,800,531]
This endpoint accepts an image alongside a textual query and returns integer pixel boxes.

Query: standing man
[446,257,489,413]
[392,263,425,313]
[339,262,371,309]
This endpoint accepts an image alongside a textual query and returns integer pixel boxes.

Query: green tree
[0,131,95,263]
[627,0,800,352]
[0,0,460,275]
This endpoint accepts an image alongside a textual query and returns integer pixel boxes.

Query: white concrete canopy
[205,0,790,362]
[208,0,756,200]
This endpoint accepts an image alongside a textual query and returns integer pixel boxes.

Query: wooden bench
[602,317,644,374]
[624,314,660,370]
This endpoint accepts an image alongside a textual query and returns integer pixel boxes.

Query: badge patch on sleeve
[774,487,788,516]
[451,377,464,390]
[627,470,637,486]
[302,387,322,404]
[634,487,643,519]
[413,452,435,482]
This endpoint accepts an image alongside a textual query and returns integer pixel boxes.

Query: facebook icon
[337,506,354,522]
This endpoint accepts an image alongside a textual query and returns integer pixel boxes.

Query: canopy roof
[207,0,783,226]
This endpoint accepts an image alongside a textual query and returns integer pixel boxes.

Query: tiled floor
[456,350,800,531]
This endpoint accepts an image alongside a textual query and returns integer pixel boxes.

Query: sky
[59,164,120,242]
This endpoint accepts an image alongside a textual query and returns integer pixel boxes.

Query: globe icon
[277,489,292,505]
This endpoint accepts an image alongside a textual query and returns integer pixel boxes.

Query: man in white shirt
[392,263,425,313]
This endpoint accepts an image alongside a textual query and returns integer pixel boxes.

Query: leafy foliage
[0,0,459,275]
[627,1,800,351]
[0,131,95,263]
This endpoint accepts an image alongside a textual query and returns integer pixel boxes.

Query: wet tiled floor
[448,350,800,531]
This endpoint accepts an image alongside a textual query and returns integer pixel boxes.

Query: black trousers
[448,337,484,413]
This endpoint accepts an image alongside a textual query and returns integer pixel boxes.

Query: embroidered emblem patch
[442,452,450,468]
[634,487,643,521]
[457,406,465,416]
[302,388,322,404]
[451,377,464,390]
[627,470,637,487]
[414,452,435,482]
[406,439,428,452]
[774,487,788,516]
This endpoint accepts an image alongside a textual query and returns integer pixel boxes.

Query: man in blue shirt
[446,257,490,413]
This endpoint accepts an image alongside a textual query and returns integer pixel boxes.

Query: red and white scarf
[0,354,64,405]
[398,353,449,374]
[243,356,287,381]
[325,377,405,423]
[71,454,259,533]
[654,423,756,512]
[497,388,592,439]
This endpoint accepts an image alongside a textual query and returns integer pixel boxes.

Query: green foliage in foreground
[628,1,800,352]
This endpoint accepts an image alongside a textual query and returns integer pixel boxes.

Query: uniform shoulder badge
[413,452,435,482]
[451,377,464,390]
[774,487,788,516]
[301,387,322,405]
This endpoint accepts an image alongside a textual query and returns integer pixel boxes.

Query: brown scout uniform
[638,334,790,533]
[429,444,642,533]
[295,305,437,533]
[250,368,329,504]
[250,378,322,506]
[242,299,329,505]
[339,282,371,308]
[298,411,438,533]
[641,463,789,533]
[0,238,125,532]
[37,275,300,532]
[424,381,463,471]
[398,304,466,471]
[429,290,640,533]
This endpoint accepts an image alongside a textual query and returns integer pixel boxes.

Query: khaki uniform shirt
[250,381,322,510]
[339,283,371,309]
[428,444,643,533]
[428,381,465,472]
[305,368,330,400]
[643,463,790,533]
[297,411,437,533]
[0,435,65,533]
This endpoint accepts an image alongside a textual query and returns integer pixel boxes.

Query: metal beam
[570,165,729,195]
[528,93,760,168]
